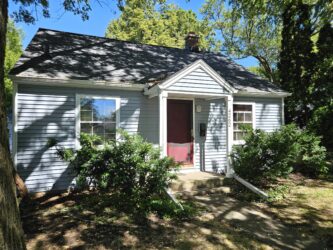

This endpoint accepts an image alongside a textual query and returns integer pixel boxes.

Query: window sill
[233,140,246,145]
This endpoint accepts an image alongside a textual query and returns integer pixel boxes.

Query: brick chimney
[185,32,200,52]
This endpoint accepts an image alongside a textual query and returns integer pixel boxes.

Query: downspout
[233,174,269,199]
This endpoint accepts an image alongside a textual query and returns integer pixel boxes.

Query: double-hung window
[233,103,255,143]
[78,96,120,143]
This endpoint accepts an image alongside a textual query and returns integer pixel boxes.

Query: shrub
[57,131,179,215]
[307,104,333,152]
[231,124,327,186]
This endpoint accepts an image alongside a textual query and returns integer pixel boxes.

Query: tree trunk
[0,0,26,249]
[254,55,275,83]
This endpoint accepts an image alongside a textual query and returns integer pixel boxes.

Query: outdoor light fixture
[196,105,202,113]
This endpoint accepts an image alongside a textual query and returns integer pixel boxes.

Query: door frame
[167,97,196,168]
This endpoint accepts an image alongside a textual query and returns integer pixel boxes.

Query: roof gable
[161,60,235,94]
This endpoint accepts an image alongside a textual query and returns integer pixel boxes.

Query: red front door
[167,99,193,166]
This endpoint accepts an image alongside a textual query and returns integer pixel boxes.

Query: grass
[260,174,333,248]
[21,175,333,249]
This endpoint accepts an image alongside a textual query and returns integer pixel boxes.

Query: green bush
[57,131,179,215]
[308,104,333,152]
[231,124,327,186]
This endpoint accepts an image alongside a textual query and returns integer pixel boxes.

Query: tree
[278,1,315,127]
[5,20,23,112]
[308,23,333,150]
[312,23,333,108]
[1,1,101,248]
[106,1,217,50]
[1,1,26,248]
[201,0,281,83]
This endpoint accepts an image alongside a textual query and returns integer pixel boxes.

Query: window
[78,96,119,143]
[233,103,255,142]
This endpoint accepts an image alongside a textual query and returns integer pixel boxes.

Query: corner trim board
[12,81,18,168]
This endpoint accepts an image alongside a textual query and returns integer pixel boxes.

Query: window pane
[105,123,116,134]
[81,110,92,121]
[80,97,118,142]
[91,99,117,122]
[105,133,116,140]
[93,124,104,137]
[245,113,252,122]
[236,132,244,141]
[80,98,93,111]
[234,104,252,112]
[233,123,239,130]
[104,100,117,122]
[81,123,92,134]
[239,123,252,130]
[236,113,244,122]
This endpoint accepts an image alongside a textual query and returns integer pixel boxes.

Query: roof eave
[10,75,145,91]
[234,90,292,98]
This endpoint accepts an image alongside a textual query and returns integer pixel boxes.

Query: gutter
[9,76,145,91]
[234,91,292,98]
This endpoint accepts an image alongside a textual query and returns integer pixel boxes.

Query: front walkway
[21,173,328,249]
[170,172,325,249]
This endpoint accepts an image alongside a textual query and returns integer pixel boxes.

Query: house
[10,28,290,192]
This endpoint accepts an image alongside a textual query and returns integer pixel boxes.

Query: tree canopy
[106,1,217,50]
[201,0,281,83]
[5,20,23,111]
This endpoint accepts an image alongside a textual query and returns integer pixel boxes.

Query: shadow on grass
[21,183,332,249]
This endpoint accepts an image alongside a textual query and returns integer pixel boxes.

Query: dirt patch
[21,177,333,249]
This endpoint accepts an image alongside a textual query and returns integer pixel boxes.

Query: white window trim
[232,102,256,145]
[75,94,121,149]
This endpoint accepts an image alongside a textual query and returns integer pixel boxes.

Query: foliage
[231,124,327,186]
[308,104,333,152]
[4,20,22,112]
[201,0,281,83]
[278,2,315,127]
[56,131,179,215]
[267,184,290,202]
[247,66,279,83]
[311,22,333,110]
[106,1,217,50]
[307,23,333,151]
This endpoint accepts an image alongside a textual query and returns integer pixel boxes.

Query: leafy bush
[308,104,333,152]
[231,124,327,186]
[57,131,179,215]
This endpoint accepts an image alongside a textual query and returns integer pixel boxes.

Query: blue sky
[8,0,258,68]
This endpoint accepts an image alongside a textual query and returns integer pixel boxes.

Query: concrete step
[170,172,229,195]
[175,186,231,199]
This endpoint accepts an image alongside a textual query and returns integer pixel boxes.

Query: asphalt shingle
[11,28,285,94]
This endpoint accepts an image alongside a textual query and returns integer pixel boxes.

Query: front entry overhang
[144,59,236,177]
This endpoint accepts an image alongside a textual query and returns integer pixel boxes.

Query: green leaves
[201,0,281,83]
[5,20,23,112]
[105,1,217,50]
[57,131,179,215]
[231,124,328,187]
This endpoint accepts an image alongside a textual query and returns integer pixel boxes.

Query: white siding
[194,98,227,172]
[234,96,283,132]
[16,85,159,192]
[166,68,227,94]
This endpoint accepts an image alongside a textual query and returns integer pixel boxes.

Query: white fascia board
[10,76,145,91]
[234,91,292,98]
[159,59,237,93]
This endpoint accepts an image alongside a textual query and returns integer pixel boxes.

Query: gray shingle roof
[11,28,285,94]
